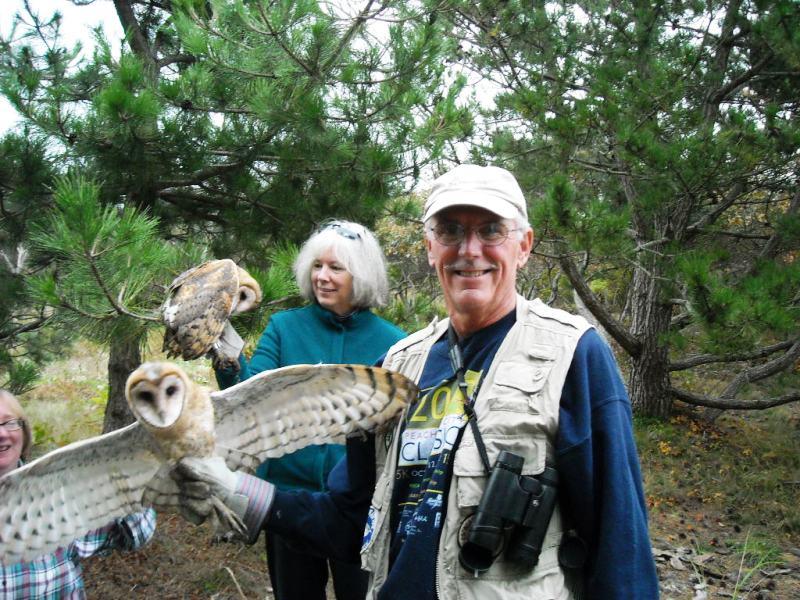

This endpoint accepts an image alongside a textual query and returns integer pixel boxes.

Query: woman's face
[311,247,355,316]
[0,396,24,477]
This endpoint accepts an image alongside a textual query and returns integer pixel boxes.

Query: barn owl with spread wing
[162,259,262,371]
[0,362,416,564]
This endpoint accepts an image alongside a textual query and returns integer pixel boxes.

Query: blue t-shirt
[379,310,514,599]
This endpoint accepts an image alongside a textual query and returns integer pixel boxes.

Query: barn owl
[0,362,416,563]
[162,259,262,371]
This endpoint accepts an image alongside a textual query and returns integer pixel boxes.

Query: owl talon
[210,494,247,538]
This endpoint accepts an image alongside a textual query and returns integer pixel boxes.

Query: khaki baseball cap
[422,164,528,222]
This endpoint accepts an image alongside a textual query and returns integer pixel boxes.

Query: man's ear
[517,228,533,268]
[426,236,436,268]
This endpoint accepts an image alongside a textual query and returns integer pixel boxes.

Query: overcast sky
[0,0,123,133]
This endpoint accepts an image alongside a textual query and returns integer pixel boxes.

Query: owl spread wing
[0,423,162,564]
[211,364,418,471]
[162,259,238,360]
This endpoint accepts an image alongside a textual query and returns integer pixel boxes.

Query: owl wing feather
[211,364,417,470]
[0,422,162,564]
[161,259,239,360]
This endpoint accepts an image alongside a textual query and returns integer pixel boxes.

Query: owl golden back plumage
[161,259,262,373]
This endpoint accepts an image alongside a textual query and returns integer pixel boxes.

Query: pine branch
[558,253,642,356]
[671,387,799,410]
[319,0,377,77]
[669,339,796,371]
[720,338,800,396]
[685,182,746,237]
[254,2,315,77]
[156,53,196,69]
[157,161,243,189]
[84,250,160,322]
[112,0,156,71]
[0,315,51,341]
[754,184,800,266]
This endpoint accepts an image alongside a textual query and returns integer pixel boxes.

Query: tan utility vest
[361,296,591,600]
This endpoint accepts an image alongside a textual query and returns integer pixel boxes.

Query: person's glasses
[0,418,23,432]
[428,221,518,246]
[322,222,362,241]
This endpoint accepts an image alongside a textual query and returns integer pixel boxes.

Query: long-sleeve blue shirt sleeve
[556,330,659,598]
[265,433,376,563]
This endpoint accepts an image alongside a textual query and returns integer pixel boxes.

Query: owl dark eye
[165,385,177,396]
[138,391,154,403]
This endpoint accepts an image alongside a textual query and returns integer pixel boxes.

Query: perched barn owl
[0,362,416,563]
[162,259,261,371]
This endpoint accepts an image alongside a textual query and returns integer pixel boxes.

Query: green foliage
[28,175,179,343]
[0,359,39,395]
[730,532,786,597]
[379,291,444,334]
[440,0,800,416]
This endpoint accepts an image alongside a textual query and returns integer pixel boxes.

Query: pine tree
[0,0,466,427]
[438,0,799,417]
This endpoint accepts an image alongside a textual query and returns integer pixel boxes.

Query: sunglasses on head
[321,221,362,241]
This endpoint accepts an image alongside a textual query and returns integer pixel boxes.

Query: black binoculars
[458,450,558,575]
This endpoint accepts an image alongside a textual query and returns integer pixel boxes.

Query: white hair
[293,220,390,309]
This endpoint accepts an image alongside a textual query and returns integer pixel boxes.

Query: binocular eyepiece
[458,451,559,576]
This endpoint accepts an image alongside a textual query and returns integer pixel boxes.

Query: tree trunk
[103,334,141,432]
[628,268,673,418]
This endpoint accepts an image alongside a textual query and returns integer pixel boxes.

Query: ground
[23,345,800,598]
[81,484,800,599]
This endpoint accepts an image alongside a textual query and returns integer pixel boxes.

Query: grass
[730,531,786,598]
[635,404,800,541]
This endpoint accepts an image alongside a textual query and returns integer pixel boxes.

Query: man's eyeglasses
[428,221,519,246]
[322,221,362,241]
[0,418,23,432]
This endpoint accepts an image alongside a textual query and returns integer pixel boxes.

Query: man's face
[426,206,532,334]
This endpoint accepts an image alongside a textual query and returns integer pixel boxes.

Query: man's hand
[171,456,275,543]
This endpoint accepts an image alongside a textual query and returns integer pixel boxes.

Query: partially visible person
[216,220,405,600]
[0,389,156,599]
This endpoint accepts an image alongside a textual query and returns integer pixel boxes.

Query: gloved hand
[172,456,246,531]
[171,456,275,543]
[211,321,245,371]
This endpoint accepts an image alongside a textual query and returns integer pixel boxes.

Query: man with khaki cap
[173,164,659,599]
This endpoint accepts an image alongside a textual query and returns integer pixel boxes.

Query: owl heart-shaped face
[126,365,187,429]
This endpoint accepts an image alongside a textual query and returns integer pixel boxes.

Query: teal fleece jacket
[216,303,405,492]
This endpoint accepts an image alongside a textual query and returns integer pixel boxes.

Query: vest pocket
[487,361,552,413]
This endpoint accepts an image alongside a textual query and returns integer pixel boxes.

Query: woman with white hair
[216,220,405,600]
[0,389,156,599]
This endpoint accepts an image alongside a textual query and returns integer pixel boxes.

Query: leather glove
[210,321,245,371]
[171,456,274,543]
[172,456,244,524]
